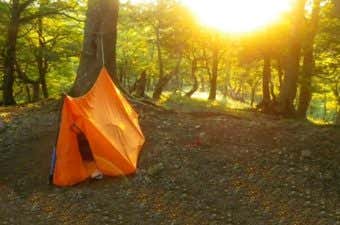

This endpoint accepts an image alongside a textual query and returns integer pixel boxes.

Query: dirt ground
[0,100,340,225]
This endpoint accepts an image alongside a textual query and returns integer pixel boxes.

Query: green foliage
[0,0,339,124]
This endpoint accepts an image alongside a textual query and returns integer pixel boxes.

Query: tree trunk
[152,76,170,101]
[2,0,20,105]
[334,83,340,125]
[208,48,219,100]
[260,54,272,112]
[155,25,164,79]
[223,71,230,98]
[70,0,119,97]
[32,83,40,101]
[133,70,147,98]
[199,74,205,91]
[40,75,48,98]
[151,23,167,101]
[277,58,284,91]
[185,59,198,98]
[336,98,340,125]
[25,84,31,102]
[250,79,260,108]
[36,17,49,99]
[15,60,41,102]
[323,93,327,121]
[152,57,182,100]
[297,0,321,118]
[278,0,307,116]
[336,96,340,125]
[297,46,313,118]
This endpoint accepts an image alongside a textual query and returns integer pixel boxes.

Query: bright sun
[181,0,293,33]
[125,0,293,33]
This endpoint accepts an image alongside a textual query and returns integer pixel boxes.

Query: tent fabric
[53,67,145,186]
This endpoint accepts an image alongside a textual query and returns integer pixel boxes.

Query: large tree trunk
[278,0,307,116]
[70,0,119,97]
[208,47,219,100]
[297,0,321,118]
[185,59,198,98]
[2,0,20,105]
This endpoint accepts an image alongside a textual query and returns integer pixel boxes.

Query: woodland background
[0,0,339,124]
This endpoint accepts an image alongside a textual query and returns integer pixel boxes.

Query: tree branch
[58,12,85,22]
[19,10,59,23]
[15,60,38,84]
[18,0,35,13]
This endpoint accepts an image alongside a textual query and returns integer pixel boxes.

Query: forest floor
[0,99,340,225]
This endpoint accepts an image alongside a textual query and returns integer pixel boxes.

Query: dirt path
[0,101,339,225]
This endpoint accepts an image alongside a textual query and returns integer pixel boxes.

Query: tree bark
[155,24,164,80]
[200,74,205,91]
[297,0,321,118]
[151,22,168,101]
[25,84,31,102]
[15,60,41,102]
[152,57,182,100]
[208,47,219,100]
[334,83,340,125]
[32,83,40,101]
[2,0,61,105]
[70,0,119,97]
[185,59,198,98]
[336,97,340,125]
[259,54,272,112]
[132,70,147,98]
[36,17,49,99]
[278,0,307,116]
[250,78,260,107]
[2,0,20,105]
[276,57,285,93]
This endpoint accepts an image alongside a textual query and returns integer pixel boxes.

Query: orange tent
[51,68,145,186]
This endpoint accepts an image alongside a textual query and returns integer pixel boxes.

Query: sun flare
[182,0,292,33]
[124,0,293,33]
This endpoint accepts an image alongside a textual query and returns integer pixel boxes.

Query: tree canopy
[0,0,339,124]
